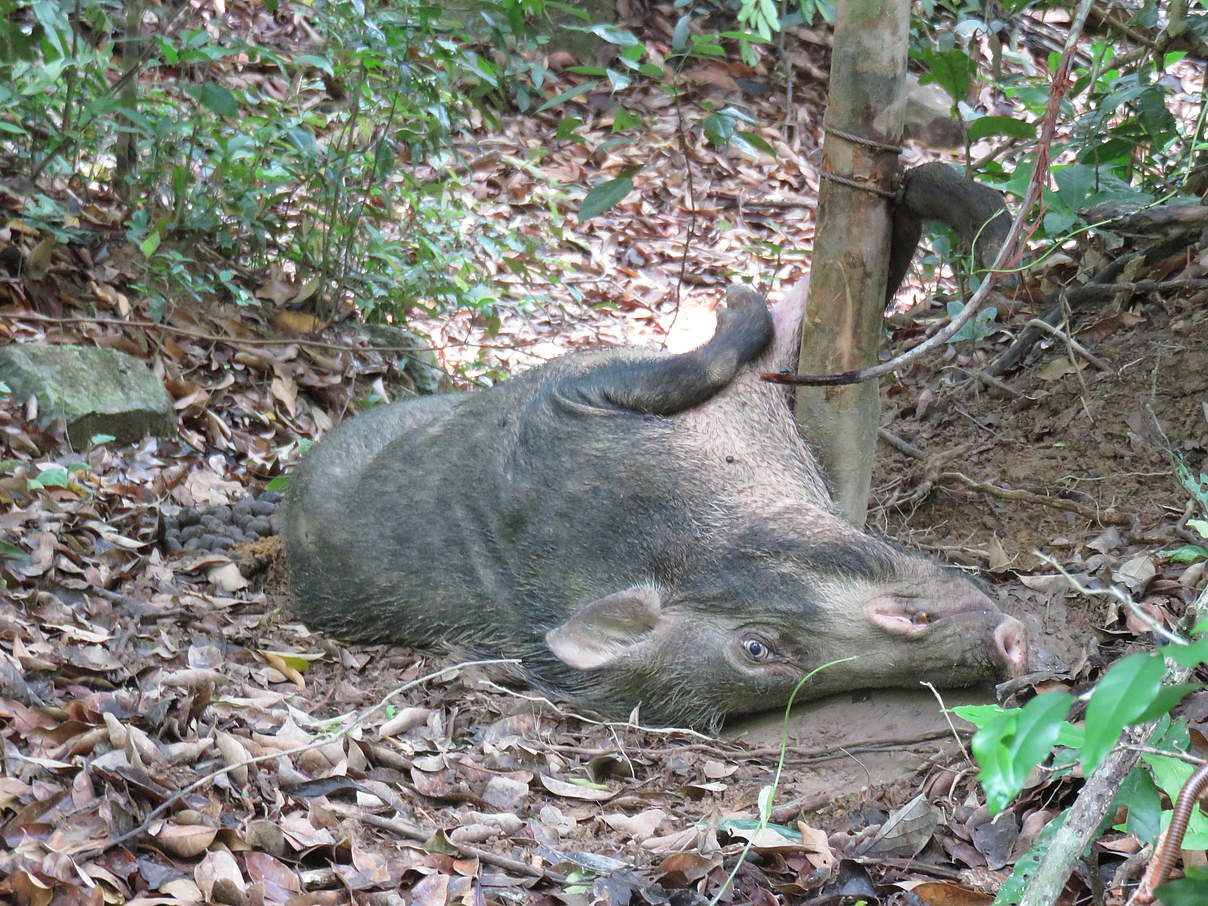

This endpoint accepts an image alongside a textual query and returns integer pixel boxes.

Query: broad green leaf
[1159,544,1208,563]
[611,107,642,132]
[555,117,582,141]
[266,473,290,492]
[0,541,26,560]
[1082,652,1163,773]
[34,466,70,488]
[605,69,631,92]
[293,53,333,75]
[917,47,972,103]
[968,115,1036,142]
[1115,765,1161,844]
[973,691,1072,814]
[702,112,735,146]
[140,231,162,257]
[1053,163,1097,210]
[1131,684,1199,723]
[671,14,692,53]
[589,24,640,46]
[190,82,238,117]
[1160,638,1208,667]
[1189,518,1208,537]
[579,174,636,222]
[1156,877,1208,906]
[952,704,1004,727]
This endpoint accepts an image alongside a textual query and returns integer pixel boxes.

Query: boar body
[285,287,1025,729]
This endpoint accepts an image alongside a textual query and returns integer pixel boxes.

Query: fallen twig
[1022,318,1110,371]
[937,470,1132,526]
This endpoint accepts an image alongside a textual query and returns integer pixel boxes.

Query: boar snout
[868,594,1027,679]
[994,616,1028,677]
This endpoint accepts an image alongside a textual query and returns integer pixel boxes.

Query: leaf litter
[0,6,1206,906]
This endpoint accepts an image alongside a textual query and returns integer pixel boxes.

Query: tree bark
[794,0,911,525]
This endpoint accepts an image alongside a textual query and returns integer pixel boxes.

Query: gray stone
[0,344,174,447]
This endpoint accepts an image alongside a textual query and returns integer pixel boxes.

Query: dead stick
[936,471,1131,525]
[328,804,569,885]
[1022,318,1110,370]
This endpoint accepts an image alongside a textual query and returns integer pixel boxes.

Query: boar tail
[572,285,774,416]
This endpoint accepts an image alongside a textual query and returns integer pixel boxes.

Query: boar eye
[741,638,773,661]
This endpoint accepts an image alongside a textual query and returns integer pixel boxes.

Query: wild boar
[284,285,1026,729]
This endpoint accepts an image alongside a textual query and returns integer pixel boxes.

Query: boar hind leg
[574,285,774,415]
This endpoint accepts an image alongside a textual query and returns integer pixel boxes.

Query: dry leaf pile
[2,4,1208,906]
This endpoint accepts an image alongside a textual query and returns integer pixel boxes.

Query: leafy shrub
[0,0,559,325]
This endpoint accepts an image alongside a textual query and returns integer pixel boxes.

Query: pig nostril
[993,617,1028,675]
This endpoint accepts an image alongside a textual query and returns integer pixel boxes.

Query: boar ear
[572,285,773,415]
[545,586,665,670]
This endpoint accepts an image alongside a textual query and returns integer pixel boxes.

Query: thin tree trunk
[794,0,911,525]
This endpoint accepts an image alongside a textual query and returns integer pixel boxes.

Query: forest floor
[2,8,1208,906]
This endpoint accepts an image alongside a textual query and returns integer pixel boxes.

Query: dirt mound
[875,294,1207,570]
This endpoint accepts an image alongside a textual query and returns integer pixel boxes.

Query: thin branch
[763,0,1089,388]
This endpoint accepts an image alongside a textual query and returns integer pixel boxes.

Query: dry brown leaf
[602,808,667,839]
[896,880,994,905]
[155,822,219,858]
[538,774,615,801]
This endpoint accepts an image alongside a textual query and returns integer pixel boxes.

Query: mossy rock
[0,343,175,447]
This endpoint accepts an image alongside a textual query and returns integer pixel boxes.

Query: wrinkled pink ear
[545,586,664,670]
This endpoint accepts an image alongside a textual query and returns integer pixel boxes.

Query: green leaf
[1131,684,1199,723]
[1156,877,1208,906]
[189,82,239,117]
[967,115,1036,142]
[555,117,582,141]
[140,231,162,257]
[605,68,632,92]
[266,473,290,492]
[0,541,26,560]
[293,53,333,75]
[735,131,776,156]
[35,466,70,488]
[589,24,641,47]
[946,301,998,342]
[917,47,972,103]
[1053,163,1097,211]
[537,79,600,113]
[972,691,1072,814]
[1115,765,1162,844]
[1160,639,1208,667]
[671,15,692,53]
[579,172,637,222]
[611,107,642,132]
[702,111,735,146]
[1189,518,1208,537]
[1159,544,1208,563]
[1082,652,1164,773]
